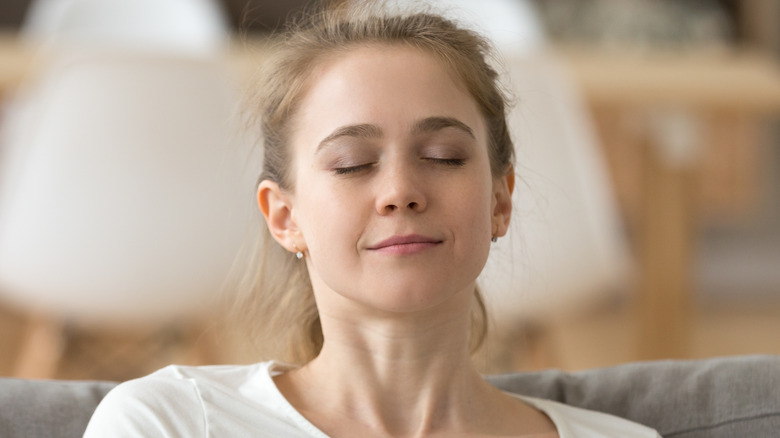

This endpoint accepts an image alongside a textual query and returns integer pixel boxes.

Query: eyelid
[326,151,375,174]
[419,142,469,165]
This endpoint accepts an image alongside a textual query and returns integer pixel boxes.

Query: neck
[314,304,479,395]
[277,289,499,436]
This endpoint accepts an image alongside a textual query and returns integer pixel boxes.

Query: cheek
[454,175,494,227]
[294,184,371,299]
[295,179,364,257]
[444,178,494,258]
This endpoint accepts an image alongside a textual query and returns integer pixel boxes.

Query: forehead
[289,44,485,147]
[310,43,465,90]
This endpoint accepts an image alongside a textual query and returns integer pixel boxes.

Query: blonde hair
[240,1,514,364]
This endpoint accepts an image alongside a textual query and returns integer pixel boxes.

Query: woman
[85,3,660,437]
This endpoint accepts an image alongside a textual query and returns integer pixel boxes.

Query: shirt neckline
[258,361,569,438]
[261,361,332,438]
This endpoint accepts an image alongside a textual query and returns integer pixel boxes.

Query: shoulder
[84,362,273,438]
[516,395,661,438]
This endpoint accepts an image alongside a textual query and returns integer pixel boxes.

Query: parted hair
[239,0,515,364]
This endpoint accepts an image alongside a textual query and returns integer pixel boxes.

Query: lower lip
[371,242,440,255]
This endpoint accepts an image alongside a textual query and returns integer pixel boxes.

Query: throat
[273,354,558,437]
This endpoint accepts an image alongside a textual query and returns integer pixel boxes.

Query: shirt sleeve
[83,375,207,438]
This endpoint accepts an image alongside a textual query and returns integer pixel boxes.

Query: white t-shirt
[84,362,661,437]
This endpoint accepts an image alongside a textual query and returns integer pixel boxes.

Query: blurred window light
[532,0,735,49]
[21,0,230,55]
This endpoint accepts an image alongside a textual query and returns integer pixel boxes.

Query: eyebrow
[316,124,383,153]
[315,116,475,153]
[412,116,475,139]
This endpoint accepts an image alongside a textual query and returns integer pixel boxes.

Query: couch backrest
[0,378,116,438]
[1,355,778,438]
[486,355,780,437]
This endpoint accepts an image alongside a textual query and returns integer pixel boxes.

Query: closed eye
[334,163,374,175]
[425,158,466,167]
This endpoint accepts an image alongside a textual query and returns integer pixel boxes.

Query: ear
[257,180,304,253]
[491,166,514,238]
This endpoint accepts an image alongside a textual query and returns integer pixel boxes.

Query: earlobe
[257,180,302,252]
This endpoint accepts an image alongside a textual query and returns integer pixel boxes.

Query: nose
[375,165,427,215]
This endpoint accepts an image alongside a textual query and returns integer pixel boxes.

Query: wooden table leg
[13,314,64,378]
[636,132,697,360]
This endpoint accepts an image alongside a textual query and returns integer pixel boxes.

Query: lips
[368,234,442,254]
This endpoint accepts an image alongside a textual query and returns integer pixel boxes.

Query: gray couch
[1,355,778,437]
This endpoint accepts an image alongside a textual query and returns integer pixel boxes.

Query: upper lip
[368,234,442,250]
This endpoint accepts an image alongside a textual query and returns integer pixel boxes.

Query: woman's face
[263,45,512,317]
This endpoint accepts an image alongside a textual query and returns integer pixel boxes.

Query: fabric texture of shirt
[84,361,661,437]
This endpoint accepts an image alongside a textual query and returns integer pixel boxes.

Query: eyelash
[427,158,465,167]
[332,158,465,175]
[334,163,374,175]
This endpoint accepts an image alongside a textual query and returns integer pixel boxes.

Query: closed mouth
[368,234,443,251]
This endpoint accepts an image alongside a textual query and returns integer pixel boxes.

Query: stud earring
[491,236,498,243]
[293,244,304,260]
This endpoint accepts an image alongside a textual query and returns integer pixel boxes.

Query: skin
[258,45,557,437]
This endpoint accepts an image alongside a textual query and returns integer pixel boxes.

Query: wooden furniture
[556,47,780,359]
[0,33,35,99]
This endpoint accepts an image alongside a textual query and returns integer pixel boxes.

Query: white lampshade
[479,53,632,329]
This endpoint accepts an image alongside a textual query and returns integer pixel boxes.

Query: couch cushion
[0,378,117,438]
[487,355,780,437]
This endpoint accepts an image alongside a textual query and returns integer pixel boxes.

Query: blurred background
[0,0,779,381]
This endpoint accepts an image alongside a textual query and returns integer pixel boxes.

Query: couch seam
[662,411,780,437]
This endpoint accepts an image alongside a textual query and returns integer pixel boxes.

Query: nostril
[408,201,418,209]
